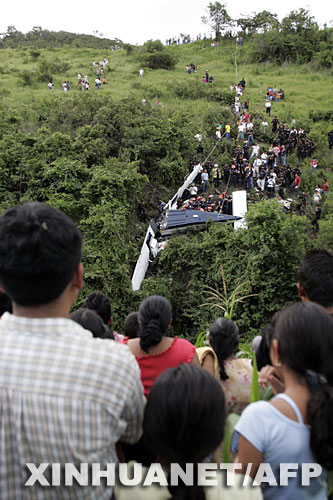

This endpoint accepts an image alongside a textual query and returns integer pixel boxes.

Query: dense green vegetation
[0,20,332,339]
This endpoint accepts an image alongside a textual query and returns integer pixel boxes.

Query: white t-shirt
[265,102,271,108]
[235,396,327,500]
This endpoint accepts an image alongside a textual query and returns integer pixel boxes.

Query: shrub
[172,80,233,103]
[123,43,134,56]
[143,40,164,53]
[143,51,178,70]
[30,49,41,60]
[18,70,34,86]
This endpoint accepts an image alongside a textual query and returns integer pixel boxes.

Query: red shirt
[134,337,196,397]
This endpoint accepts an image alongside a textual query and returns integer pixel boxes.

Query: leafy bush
[123,43,134,55]
[18,70,34,86]
[309,110,333,122]
[37,57,70,82]
[142,51,178,70]
[172,80,233,103]
[315,49,333,68]
[30,49,41,60]
[139,39,178,70]
[142,40,164,53]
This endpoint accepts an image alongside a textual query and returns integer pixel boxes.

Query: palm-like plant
[201,264,257,319]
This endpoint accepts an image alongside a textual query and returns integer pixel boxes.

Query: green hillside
[0,31,332,339]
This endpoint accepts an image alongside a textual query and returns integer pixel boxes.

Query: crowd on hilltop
[0,202,332,500]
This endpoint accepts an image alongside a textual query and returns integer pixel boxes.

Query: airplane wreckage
[132,163,248,291]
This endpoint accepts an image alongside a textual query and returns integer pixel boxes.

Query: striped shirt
[0,313,145,500]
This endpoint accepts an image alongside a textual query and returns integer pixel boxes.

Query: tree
[237,11,279,35]
[201,2,232,40]
[281,8,318,33]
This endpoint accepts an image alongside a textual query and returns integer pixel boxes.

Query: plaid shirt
[0,313,145,499]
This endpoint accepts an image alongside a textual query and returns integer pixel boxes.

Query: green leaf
[222,413,240,463]
[250,352,261,403]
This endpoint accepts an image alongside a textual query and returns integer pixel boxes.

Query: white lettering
[51,463,61,486]
[170,463,194,486]
[119,463,142,486]
[143,463,168,486]
[301,463,322,486]
[25,463,50,486]
[198,463,218,486]
[220,464,242,486]
[280,463,298,486]
[92,463,115,486]
[65,463,88,486]
[254,464,278,486]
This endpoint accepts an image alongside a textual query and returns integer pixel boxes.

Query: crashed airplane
[132,163,247,291]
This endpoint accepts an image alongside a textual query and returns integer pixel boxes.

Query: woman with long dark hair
[198,317,252,414]
[235,302,333,499]
[115,364,261,500]
[126,295,199,397]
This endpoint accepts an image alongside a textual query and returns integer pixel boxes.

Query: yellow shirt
[196,346,219,379]
[225,124,231,133]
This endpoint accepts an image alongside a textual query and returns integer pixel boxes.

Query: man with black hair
[297,249,333,312]
[0,203,144,499]
[256,249,333,378]
[0,291,12,316]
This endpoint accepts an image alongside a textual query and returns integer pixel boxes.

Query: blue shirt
[235,396,327,500]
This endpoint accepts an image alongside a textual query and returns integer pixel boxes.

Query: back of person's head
[143,364,225,499]
[0,203,82,306]
[268,302,333,469]
[0,291,12,316]
[298,249,333,309]
[138,295,172,353]
[123,311,140,339]
[83,291,111,324]
[209,317,239,380]
[70,308,108,339]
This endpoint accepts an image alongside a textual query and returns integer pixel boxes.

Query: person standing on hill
[265,100,272,117]
[225,122,231,141]
[311,205,321,232]
[272,116,279,133]
[95,77,101,89]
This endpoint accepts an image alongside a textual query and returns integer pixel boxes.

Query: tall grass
[0,41,332,128]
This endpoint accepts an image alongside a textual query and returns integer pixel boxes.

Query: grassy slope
[1,40,333,128]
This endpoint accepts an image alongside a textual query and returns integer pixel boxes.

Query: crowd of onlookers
[47,58,109,92]
[0,202,332,500]
[181,80,329,226]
